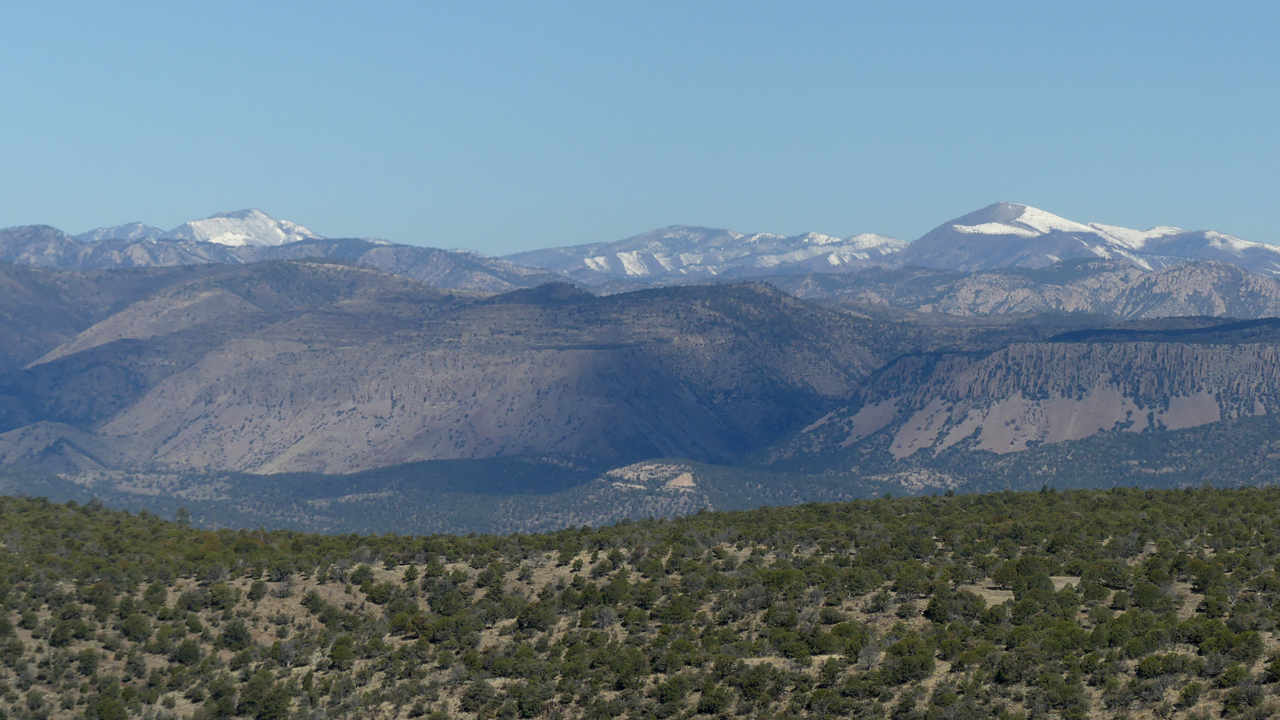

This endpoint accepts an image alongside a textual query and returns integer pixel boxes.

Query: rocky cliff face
[775,321,1280,466]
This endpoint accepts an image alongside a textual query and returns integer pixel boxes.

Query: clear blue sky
[2,2,1277,254]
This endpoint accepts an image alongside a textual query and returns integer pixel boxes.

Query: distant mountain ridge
[504,225,907,284]
[0,215,563,293]
[73,221,167,243]
[506,202,1280,284]
[7,202,1280,292]
[74,208,321,247]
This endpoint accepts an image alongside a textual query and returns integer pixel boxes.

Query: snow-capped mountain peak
[949,202,1097,238]
[164,209,322,247]
[75,210,323,248]
[897,201,1280,276]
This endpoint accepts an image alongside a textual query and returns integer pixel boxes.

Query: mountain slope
[0,225,96,268]
[0,269,935,475]
[72,221,166,243]
[769,258,1280,319]
[29,260,460,366]
[766,318,1280,474]
[0,262,241,373]
[242,238,565,292]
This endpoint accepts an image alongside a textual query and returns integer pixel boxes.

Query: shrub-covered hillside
[2,487,1280,720]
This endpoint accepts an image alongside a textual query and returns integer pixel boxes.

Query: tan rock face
[784,338,1280,462]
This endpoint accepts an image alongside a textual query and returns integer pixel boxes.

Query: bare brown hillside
[0,266,931,474]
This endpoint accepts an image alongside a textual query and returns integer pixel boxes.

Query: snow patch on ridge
[953,222,1040,238]
[1204,231,1273,254]
[1088,223,1183,250]
[1012,206,1092,235]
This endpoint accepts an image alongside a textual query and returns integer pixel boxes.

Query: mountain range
[0,213,562,292]
[504,226,907,283]
[7,202,1280,291]
[505,201,1280,284]
[2,202,1280,532]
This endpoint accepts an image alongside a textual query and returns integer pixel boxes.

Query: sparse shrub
[248,580,268,602]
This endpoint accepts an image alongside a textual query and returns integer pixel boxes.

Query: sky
[1,1,1277,255]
